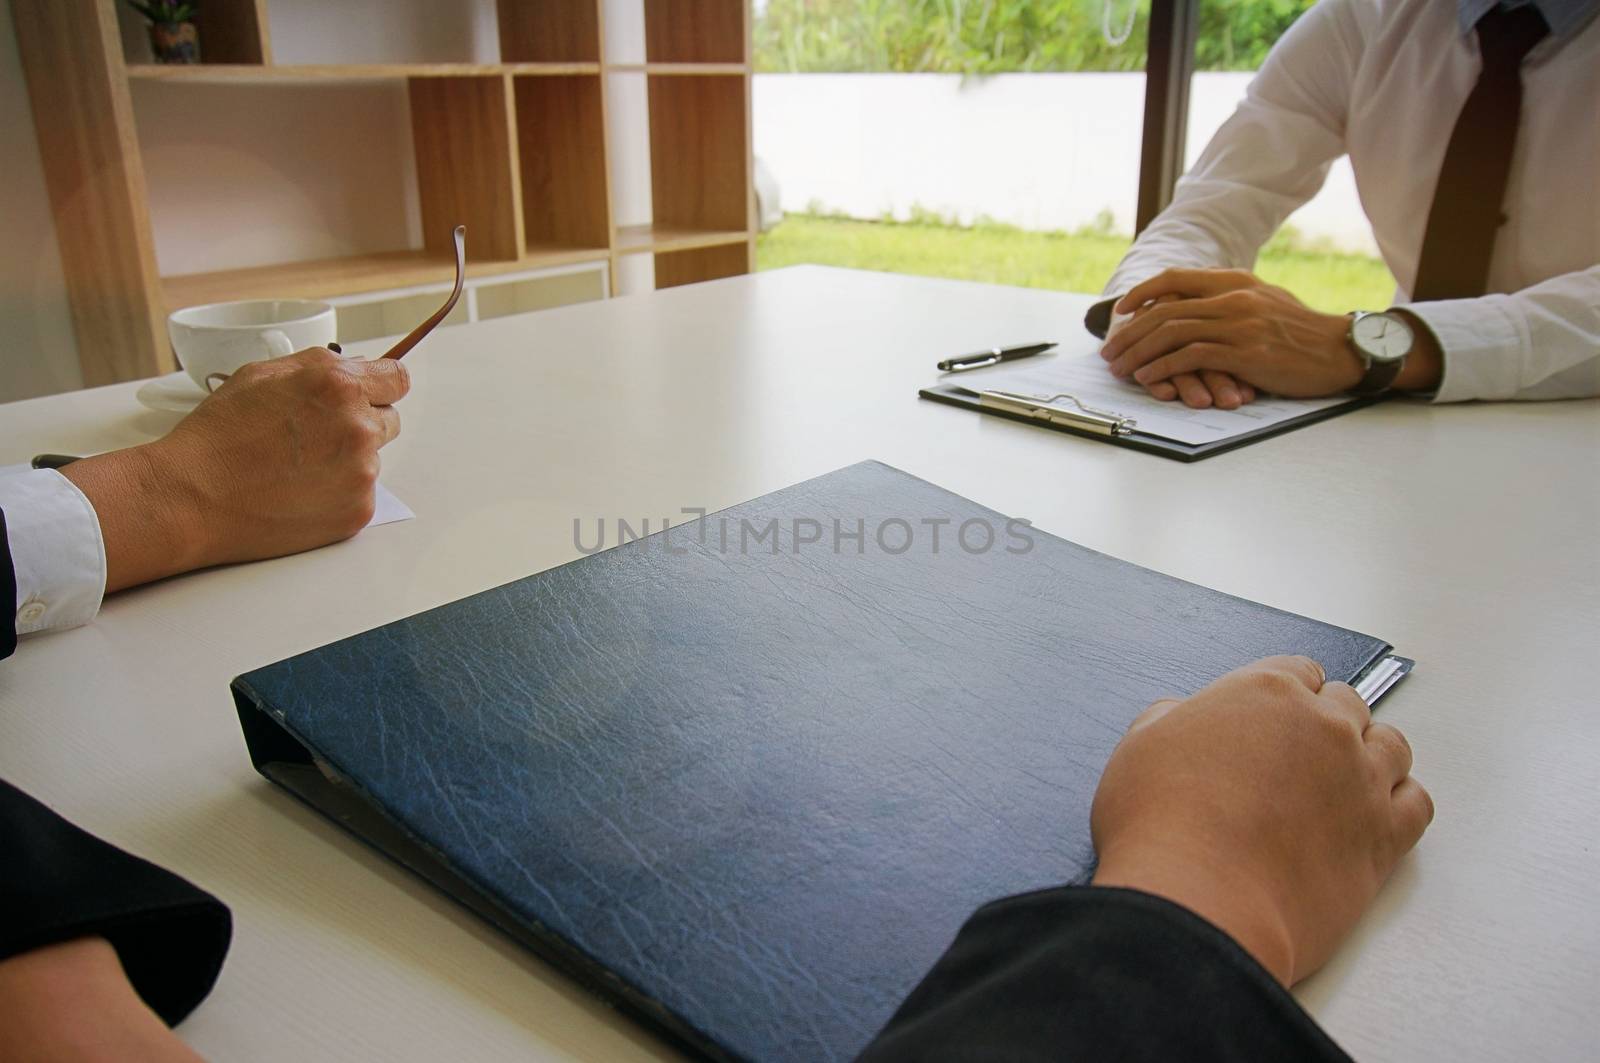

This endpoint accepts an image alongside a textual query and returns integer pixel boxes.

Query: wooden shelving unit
[13,0,755,386]
[614,225,753,255]
[125,62,607,81]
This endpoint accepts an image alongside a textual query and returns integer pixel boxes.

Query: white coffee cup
[168,299,338,391]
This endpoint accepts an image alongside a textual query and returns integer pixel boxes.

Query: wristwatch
[1348,310,1415,395]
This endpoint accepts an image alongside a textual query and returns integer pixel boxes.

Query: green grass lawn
[756,214,1396,313]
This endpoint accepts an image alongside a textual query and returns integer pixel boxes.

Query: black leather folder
[233,461,1409,1062]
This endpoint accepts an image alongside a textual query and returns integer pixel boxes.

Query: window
[753,0,1154,296]
[753,0,1395,309]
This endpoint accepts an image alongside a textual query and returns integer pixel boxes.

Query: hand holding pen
[29,228,468,584]
[200,224,466,395]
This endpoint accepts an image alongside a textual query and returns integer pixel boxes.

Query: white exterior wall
[754,72,1378,254]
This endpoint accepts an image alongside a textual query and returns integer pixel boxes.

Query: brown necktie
[1411,4,1550,301]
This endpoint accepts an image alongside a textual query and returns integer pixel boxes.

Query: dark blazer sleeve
[0,779,232,1027]
[2,507,17,660]
[1084,296,1117,340]
[858,885,1351,1062]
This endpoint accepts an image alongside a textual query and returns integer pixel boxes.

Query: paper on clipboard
[945,352,1346,446]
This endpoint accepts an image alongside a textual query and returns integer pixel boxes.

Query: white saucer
[136,371,208,413]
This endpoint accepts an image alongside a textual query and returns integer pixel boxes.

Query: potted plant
[124,1,200,64]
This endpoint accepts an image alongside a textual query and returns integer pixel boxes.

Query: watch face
[1353,312,1414,362]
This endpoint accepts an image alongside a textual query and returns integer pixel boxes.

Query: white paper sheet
[368,483,415,528]
[944,352,1347,446]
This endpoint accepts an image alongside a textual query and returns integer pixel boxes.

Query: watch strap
[1352,355,1404,396]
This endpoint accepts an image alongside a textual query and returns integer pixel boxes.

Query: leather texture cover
[233,461,1400,1062]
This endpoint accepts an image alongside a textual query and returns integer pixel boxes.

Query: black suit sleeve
[2,507,17,660]
[0,780,232,1027]
[858,885,1351,1062]
[1084,296,1117,340]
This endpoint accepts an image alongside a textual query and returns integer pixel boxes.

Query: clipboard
[918,383,1382,462]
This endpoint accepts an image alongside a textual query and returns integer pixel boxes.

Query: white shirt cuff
[0,465,107,636]
[1399,295,1526,403]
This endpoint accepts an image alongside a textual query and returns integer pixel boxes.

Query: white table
[2,266,1597,1061]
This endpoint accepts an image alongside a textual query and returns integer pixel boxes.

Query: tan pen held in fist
[382,224,467,361]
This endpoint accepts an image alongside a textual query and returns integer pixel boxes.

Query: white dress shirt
[1105,0,1600,402]
[0,466,106,637]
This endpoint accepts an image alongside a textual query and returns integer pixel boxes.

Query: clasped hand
[1100,269,1363,408]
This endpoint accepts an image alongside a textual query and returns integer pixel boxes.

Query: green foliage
[754,0,1314,74]
[1076,207,1118,237]
[1196,0,1310,70]
[123,0,197,24]
[756,0,1147,73]
[756,212,1397,314]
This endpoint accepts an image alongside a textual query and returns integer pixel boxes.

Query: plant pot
[149,21,200,64]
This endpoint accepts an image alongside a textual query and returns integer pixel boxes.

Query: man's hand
[1106,293,1257,409]
[1090,655,1433,987]
[1100,269,1442,400]
[63,348,410,592]
[0,937,203,1061]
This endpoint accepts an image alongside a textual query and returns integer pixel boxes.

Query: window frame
[1137,0,1202,232]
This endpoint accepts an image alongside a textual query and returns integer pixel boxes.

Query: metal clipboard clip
[976,390,1138,437]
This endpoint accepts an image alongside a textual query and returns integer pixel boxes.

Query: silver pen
[937,341,1056,373]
